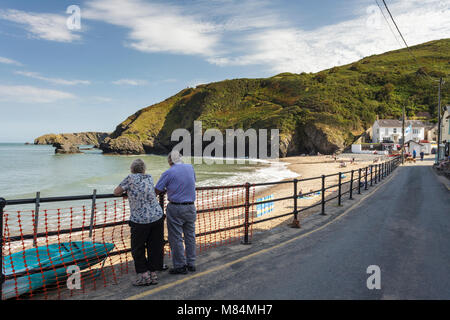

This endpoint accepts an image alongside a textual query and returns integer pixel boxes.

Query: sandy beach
[249,153,390,232]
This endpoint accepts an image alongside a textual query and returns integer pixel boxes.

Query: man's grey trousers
[166,203,197,268]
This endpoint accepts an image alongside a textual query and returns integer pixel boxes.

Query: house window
[393,128,397,133]
[385,128,389,135]
[413,129,419,135]
[376,129,379,134]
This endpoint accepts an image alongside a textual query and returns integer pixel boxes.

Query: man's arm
[155,171,168,195]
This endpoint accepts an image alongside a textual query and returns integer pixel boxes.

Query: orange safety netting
[1,185,255,300]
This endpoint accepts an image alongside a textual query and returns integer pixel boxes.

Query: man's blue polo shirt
[155,163,196,203]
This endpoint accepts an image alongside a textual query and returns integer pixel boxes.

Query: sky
[0,0,449,142]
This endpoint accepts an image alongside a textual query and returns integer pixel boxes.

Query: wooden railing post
[241,183,252,244]
[89,189,97,238]
[290,179,301,228]
[321,175,326,215]
[0,197,6,301]
[33,192,40,247]
[358,168,362,194]
[364,167,368,190]
[374,165,378,184]
[370,165,374,187]
[349,170,354,200]
[338,172,342,206]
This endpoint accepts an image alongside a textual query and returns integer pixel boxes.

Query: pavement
[69,156,450,300]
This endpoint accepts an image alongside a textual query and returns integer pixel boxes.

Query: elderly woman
[114,159,165,286]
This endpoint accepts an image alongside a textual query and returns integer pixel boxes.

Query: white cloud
[2,0,446,75]
[0,9,80,42]
[0,85,76,103]
[82,0,448,73]
[83,0,284,58]
[84,0,219,56]
[112,78,149,86]
[0,56,22,66]
[209,0,450,73]
[14,70,90,85]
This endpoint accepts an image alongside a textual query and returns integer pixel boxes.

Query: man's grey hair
[130,159,146,174]
[168,150,183,164]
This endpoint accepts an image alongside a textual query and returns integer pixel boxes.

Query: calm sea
[0,143,296,200]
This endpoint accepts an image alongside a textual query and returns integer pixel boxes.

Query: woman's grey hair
[130,159,146,174]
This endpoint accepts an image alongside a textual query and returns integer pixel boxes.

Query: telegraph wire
[377,0,444,82]
[374,0,403,48]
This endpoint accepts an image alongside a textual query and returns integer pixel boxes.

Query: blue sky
[0,0,448,142]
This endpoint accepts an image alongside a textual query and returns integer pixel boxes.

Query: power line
[378,0,441,82]
[375,0,447,156]
[381,0,412,53]
[374,0,402,48]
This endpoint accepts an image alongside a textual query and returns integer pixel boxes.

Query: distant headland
[34,132,110,147]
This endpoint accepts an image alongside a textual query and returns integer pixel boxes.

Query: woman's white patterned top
[119,173,163,224]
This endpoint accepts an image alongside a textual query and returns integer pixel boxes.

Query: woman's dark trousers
[130,217,165,273]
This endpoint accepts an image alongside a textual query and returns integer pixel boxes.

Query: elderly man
[155,150,197,274]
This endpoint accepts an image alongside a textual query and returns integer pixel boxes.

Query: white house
[372,119,426,143]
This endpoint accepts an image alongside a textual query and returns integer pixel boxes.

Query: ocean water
[0,143,296,200]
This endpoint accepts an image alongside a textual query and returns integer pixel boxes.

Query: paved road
[134,160,450,300]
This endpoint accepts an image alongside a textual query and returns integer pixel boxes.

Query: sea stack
[52,142,82,154]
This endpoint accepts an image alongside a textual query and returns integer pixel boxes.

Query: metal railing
[0,156,401,299]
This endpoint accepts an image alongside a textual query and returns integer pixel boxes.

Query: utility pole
[436,77,444,164]
[402,105,405,164]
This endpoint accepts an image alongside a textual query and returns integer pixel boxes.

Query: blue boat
[2,241,115,299]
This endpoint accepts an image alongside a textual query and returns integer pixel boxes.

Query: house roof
[375,119,428,128]
[407,140,423,146]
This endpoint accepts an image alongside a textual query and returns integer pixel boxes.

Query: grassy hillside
[101,38,450,156]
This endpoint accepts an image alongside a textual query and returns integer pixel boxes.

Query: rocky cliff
[98,39,449,156]
[34,132,110,146]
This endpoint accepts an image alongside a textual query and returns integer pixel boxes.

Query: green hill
[100,38,450,156]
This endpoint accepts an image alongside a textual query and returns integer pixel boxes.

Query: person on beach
[155,150,197,275]
[114,159,165,286]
